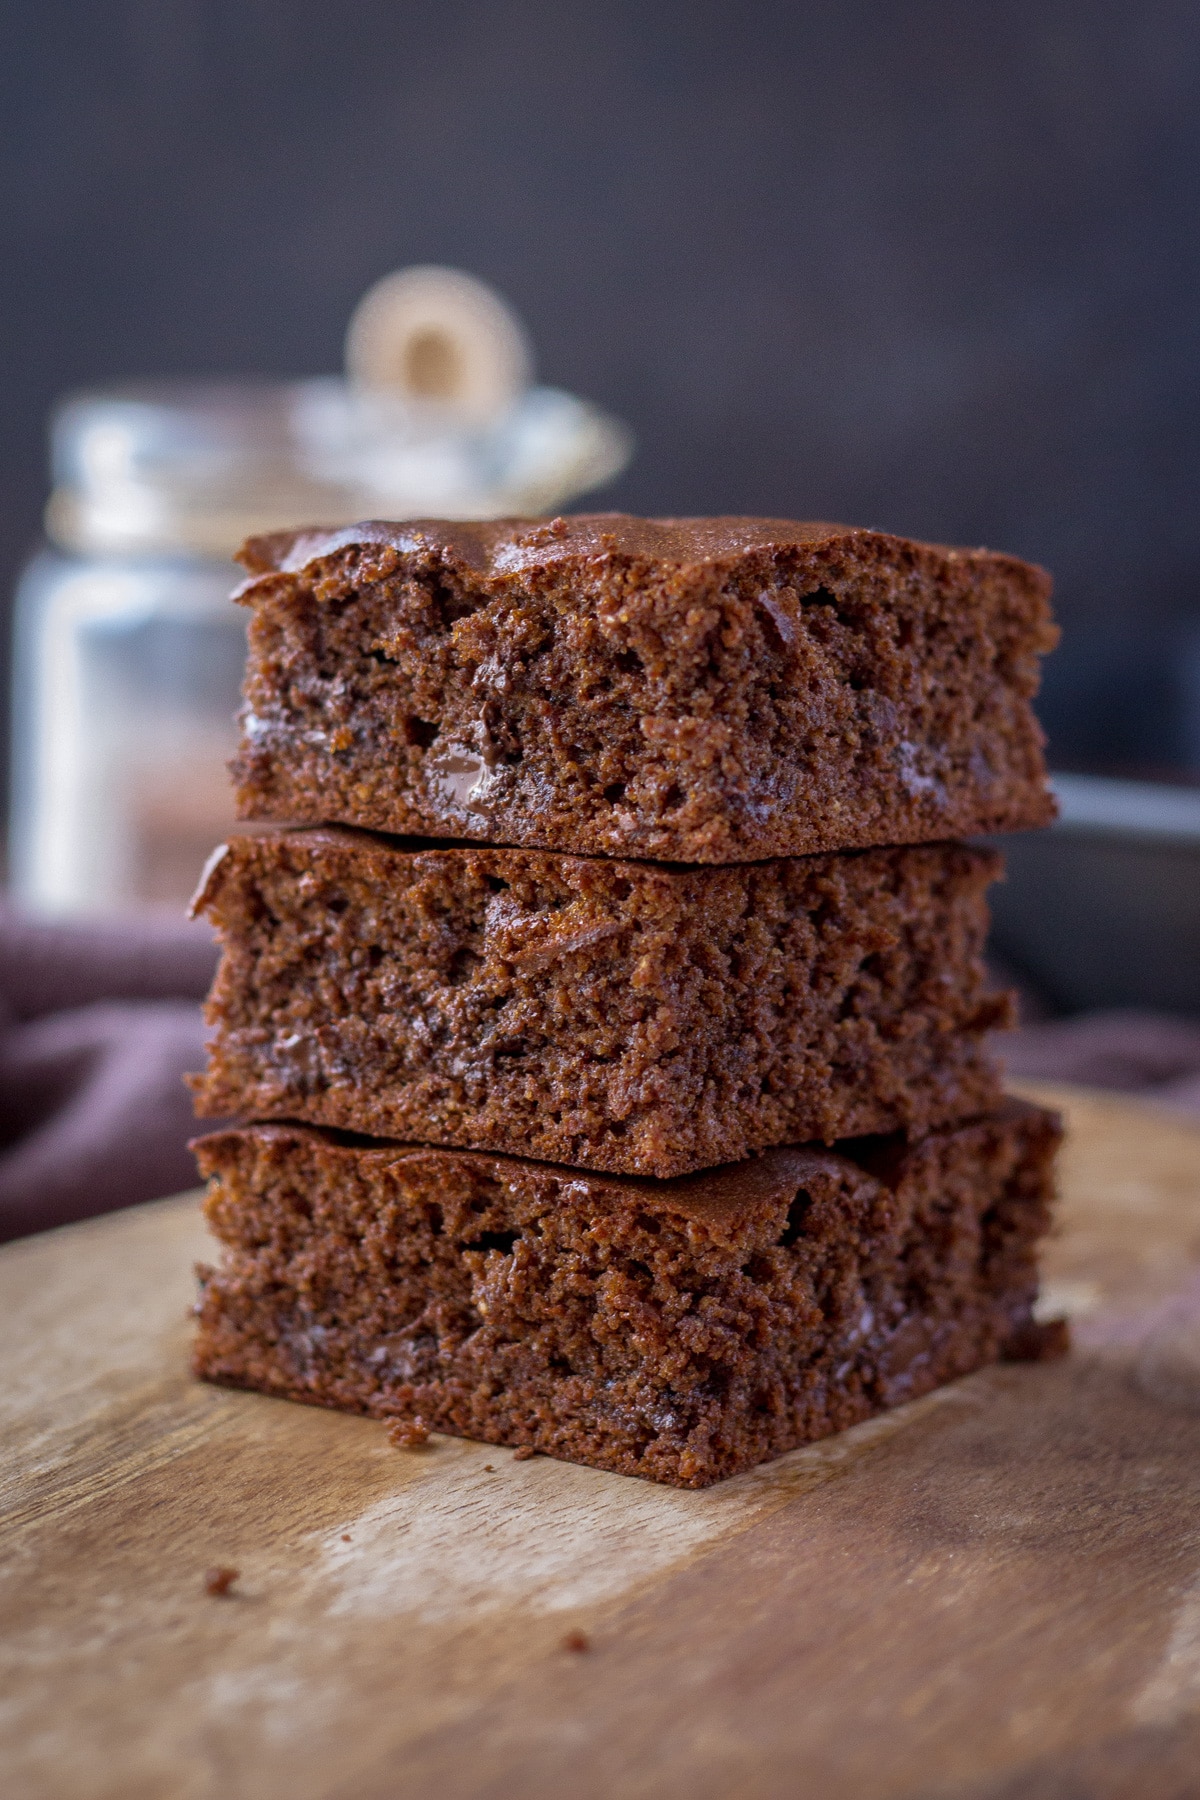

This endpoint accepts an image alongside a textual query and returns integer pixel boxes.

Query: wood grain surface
[4,1084,1200,1800]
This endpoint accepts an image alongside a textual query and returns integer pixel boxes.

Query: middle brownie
[191,829,1011,1178]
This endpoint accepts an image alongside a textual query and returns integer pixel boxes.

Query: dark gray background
[3,0,1199,786]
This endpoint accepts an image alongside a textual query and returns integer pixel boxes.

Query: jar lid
[45,270,633,558]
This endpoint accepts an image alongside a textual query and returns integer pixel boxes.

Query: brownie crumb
[1003,1316,1071,1362]
[562,1630,590,1654]
[204,1566,239,1597]
[387,1416,431,1448]
[512,1445,538,1461]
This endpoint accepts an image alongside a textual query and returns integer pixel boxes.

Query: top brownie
[232,514,1058,863]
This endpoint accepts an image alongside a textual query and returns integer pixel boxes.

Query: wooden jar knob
[345,266,532,424]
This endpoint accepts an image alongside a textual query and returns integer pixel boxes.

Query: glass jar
[11,539,247,912]
[10,276,632,914]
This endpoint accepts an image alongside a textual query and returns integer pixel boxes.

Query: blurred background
[2,0,1200,1232]
[4,0,1200,779]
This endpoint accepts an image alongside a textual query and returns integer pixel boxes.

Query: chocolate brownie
[230,515,1057,863]
[190,829,1011,1177]
[191,1100,1062,1488]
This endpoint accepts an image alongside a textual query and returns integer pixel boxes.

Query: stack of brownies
[189,515,1063,1488]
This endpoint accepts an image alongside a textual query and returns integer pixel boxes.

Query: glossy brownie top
[237,512,1050,592]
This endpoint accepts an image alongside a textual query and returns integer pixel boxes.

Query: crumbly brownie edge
[190,831,1012,1175]
[230,514,1057,864]
[191,1102,1062,1488]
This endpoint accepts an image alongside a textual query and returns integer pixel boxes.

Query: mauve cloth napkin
[0,904,220,1242]
[1001,1011,1200,1116]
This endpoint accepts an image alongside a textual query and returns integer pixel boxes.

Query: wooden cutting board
[4,1084,1200,1800]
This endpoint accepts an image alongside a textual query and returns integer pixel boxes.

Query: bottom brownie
[191,1101,1061,1488]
